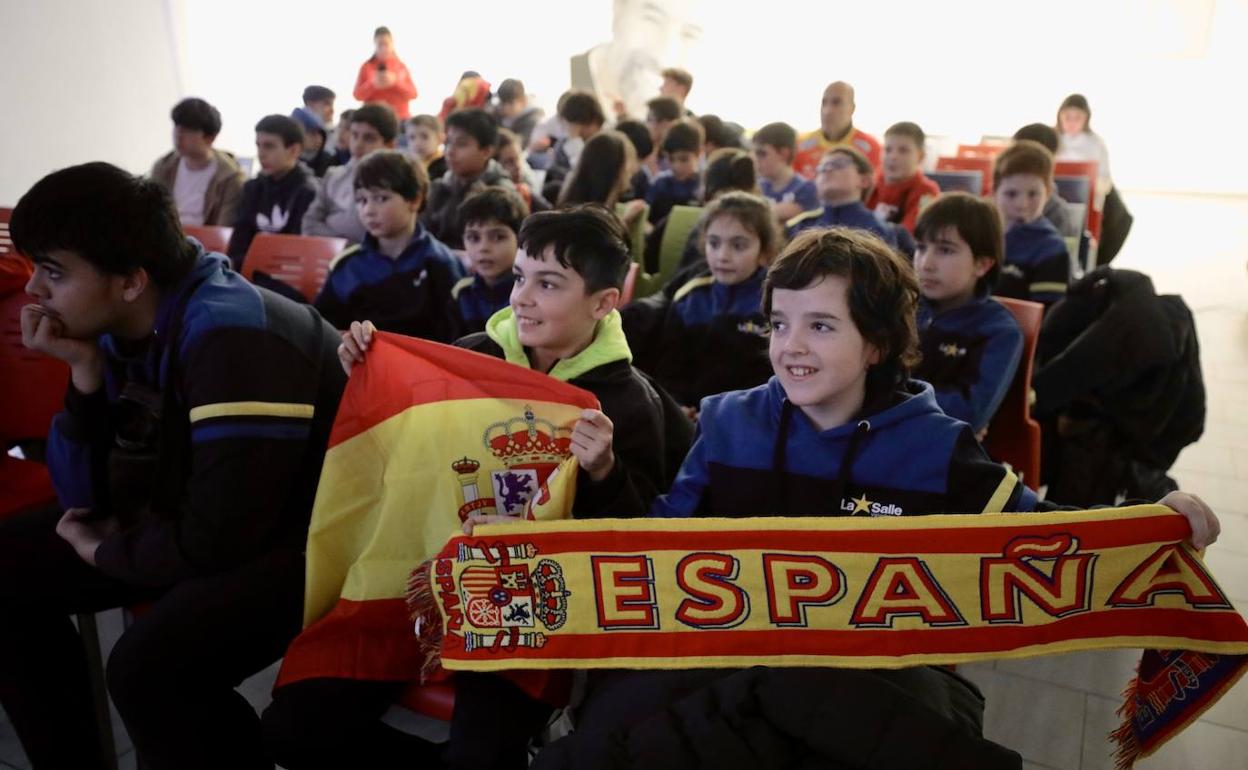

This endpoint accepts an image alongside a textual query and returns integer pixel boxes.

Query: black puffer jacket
[1034,267,1205,470]
[532,667,1021,769]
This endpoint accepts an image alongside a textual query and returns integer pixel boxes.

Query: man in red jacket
[353,26,418,120]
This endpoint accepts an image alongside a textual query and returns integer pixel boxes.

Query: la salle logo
[841,493,904,517]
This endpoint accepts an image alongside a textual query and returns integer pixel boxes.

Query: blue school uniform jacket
[997,218,1070,307]
[785,201,915,257]
[47,248,345,586]
[623,267,772,408]
[915,293,1024,433]
[313,224,464,338]
[646,171,700,224]
[449,273,514,338]
[651,377,1038,518]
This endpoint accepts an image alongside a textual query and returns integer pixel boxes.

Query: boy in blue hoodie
[786,146,914,258]
[913,192,1023,436]
[314,149,464,338]
[448,186,527,338]
[4,163,345,769]
[531,226,1221,770]
[993,140,1070,307]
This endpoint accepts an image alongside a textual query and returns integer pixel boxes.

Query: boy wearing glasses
[787,147,914,257]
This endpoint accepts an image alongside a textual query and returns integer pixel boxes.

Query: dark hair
[661,67,694,91]
[255,114,305,147]
[497,79,526,104]
[458,186,529,236]
[702,147,757,201]
[353,149,429,203]
[884,121,925,148]
[302,85,335,104]
[495,127,522,152]
[614,119,653,160]
[408,114,442,134]
[1013,123,1059,154]
[764,227,920,396]
[374,26,391,38]
[1056,93,1092,133]
[827,146,873,176]
[698,114,733,149]
[662,119,704,156]
[170,97,222,138]
[517,205,631,293]
[350,103,399,143]
[753,122,798,155]
[700,191,780,262]
[558,131,636,208]
[11,162,196,288]
[558,90,605,127]
[339,108,357,124]
[646,96,683,124]
[993,139,1053,188]
[445,108,499,150]
[913,192,1005,293]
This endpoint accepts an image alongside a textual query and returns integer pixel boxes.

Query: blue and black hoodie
[785,201,915,258]
[652,377,1039,518]
[622,267,772,408]
[47,247,346,587]
[915,293,1024,433]
[448,272,514,338]
[996,217,1069,307]
[313,224,465,338]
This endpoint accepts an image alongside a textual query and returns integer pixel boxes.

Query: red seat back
[0,290,70,443]
[935,156,994,196]
[983,297,1043,491]
[1053,160,1101,240]
[957,144,1005,161]
[241,234,347,302]
[183,225,234,254]
[396,680,456,722]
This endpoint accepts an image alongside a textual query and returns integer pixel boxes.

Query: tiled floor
[1,191,1245,768]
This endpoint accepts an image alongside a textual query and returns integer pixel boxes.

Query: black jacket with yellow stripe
[47,249,346,586]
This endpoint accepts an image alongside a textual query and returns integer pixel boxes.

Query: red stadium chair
[1054,160,1101,240]
[241,233,347,302]
[957,144,1005,161]
[396,680,457,722]
[0,291,69,445]
[983,297,1044,491]
[936,156,994,196]
[183,225,234,254]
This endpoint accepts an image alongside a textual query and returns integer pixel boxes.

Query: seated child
[1013,123,1080,238]
[624,192,778,411]
[449,185,528,337]
[313,149,464,338]
[420,108,515,249]
[867,121,940,233]
[646,118,704,224]
[531,225,1220,768]
[405,114,448,182]
[614,118,656,201]
[302,104,398,243]
[227,114,318,268]
[992,140,1070,307]
[912,192,1023,436]
[558,130,643,225]
[330,108,355,166]
[787,147,914,257]
[149,97,245,227]
[291,110,335,178]
[320,204,694,770]
[543,90,607,199]
[495,127,551,212]
[752,121,818,223]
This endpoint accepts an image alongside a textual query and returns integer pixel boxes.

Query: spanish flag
[275,332,597,689]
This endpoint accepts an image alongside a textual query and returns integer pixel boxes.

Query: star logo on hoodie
[850,493,873,515]
[257,204,290,233]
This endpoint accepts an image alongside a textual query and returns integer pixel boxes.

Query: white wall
[3,0,1246,206]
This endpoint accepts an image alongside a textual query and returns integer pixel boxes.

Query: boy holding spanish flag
[262,204,692,769]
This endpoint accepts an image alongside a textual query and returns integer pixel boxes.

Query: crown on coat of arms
[482,405,573,466]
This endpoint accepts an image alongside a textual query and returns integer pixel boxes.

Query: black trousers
[0,504,306,770]
[262,671,553,769]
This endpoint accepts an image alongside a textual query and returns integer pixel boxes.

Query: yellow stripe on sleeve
[189,401,315,423]
[983,468,1020,513]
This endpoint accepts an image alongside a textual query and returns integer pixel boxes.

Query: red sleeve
[860,131,882,170]
[901,176,942,233]
[353,60,376,102]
